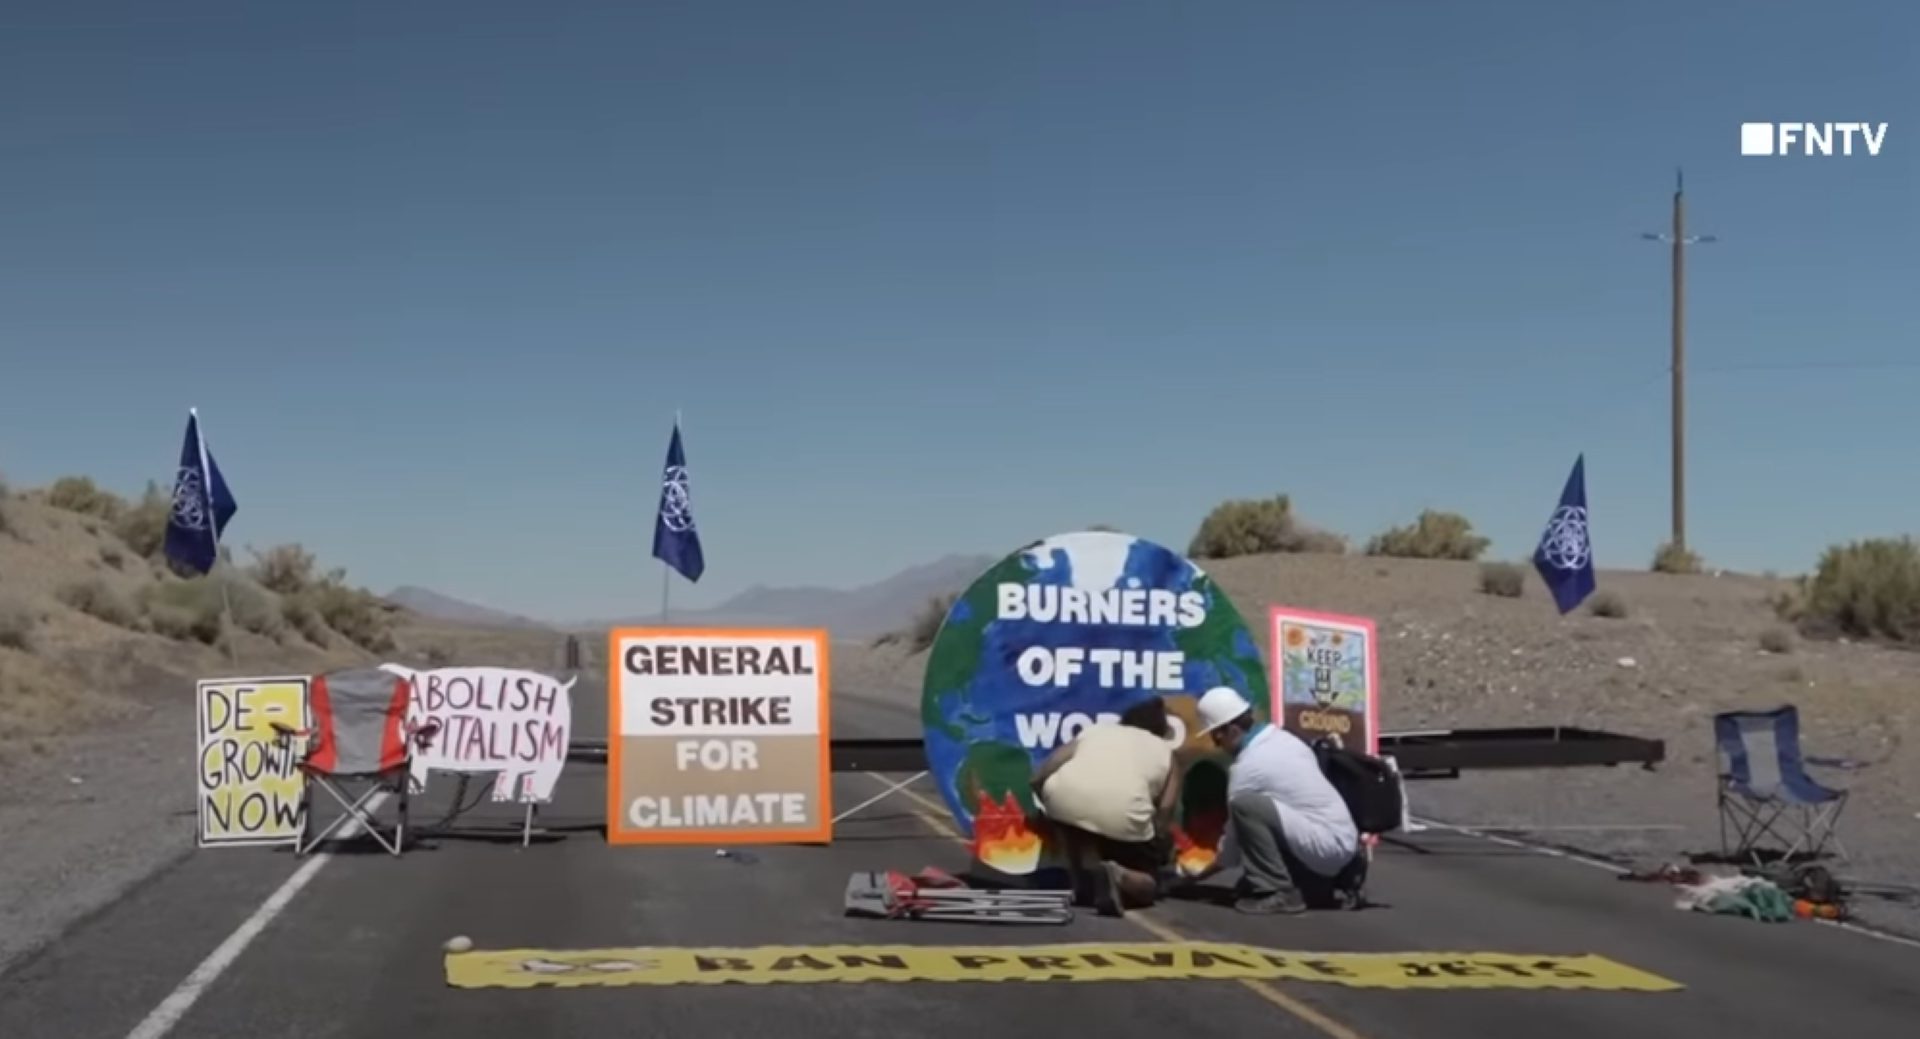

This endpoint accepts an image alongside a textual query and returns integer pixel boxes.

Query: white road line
[124,793,388,1039]
[1408,816,1633,874]
[1410,814,1920,953]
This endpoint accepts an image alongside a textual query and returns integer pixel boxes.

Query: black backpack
[1310,737,1404,836]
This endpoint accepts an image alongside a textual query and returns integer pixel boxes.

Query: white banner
[379,664,575,803]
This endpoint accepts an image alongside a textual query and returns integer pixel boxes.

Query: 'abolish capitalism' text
[415,672,568,763]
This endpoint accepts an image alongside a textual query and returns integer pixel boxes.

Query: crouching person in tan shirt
[1029,698,1181,917]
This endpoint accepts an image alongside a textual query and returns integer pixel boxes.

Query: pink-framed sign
[1267,607,1380,757]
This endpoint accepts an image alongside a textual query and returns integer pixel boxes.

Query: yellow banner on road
[445,941,1681,992]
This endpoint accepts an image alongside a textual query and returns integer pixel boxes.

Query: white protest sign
[379,664,575,803]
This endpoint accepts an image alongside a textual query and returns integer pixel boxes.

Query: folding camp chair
[274,667,440,857]
[1714,706,1850,865]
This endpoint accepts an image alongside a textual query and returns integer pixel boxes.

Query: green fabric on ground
[1695,880,1795,922]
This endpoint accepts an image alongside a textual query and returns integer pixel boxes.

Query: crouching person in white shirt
[1180,686,1362,915]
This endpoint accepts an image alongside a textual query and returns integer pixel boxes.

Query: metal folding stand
[414,774,546,848]
[296,776,408,857]
[846,871,1075,925]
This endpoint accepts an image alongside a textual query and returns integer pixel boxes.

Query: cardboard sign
[919,530,1270,876]
[378,664,575,803]
[1269,607,1379,757]
[195,676,310,847]
[606,628,832,845]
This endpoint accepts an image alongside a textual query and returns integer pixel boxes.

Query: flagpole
[192,407,238,666]
[661,409,681,624]
[218,563,238,666]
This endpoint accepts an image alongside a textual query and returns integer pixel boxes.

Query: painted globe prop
[918,529,1271,877]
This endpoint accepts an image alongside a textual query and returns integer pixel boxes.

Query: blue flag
[651,420,705,583]
[162,409,238,576]
[1533,454,1595,615]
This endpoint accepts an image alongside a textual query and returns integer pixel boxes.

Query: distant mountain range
[387,552,996,638]
[385,587,551,630]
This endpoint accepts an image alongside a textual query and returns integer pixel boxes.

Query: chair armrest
[407,718,443,751]
[270,722,319,758]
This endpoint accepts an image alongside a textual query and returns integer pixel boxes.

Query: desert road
[1,683,1915,1039]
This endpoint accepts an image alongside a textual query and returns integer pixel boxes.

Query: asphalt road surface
[2,680,1916,1039]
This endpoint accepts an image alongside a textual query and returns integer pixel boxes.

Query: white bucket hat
[1195,686,1254,735]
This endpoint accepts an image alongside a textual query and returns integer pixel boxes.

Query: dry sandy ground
[841,553,1920,935]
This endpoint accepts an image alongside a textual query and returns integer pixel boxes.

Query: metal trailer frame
[568,726,1666,776]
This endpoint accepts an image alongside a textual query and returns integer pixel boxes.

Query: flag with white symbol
[162,408,238,577]
[1533,454,1595,615]
[651,420,705,583]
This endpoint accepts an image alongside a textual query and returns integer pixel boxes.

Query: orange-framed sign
[606,627,834,846]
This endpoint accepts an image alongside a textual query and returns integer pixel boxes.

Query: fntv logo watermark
[1740,122,1889,157]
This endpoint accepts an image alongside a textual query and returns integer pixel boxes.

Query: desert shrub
[140,579,226,645]
[1652,541,1703,574]
[1758,627,1794,654]
[45,476,126,521]
[1765,575,1809,622]
[1479,562,1525,598]
[57,579,139,628]
[0,501,11,538]
[871,591,957,652]
[1365,510,1490,561]
[294,570,394,653]
[909,592,957,652]
[0,599,34,650]
[1588,591,1628,619]
[1798,536,1920,643]
[249,543,318,595]
[426,644,455,667]
[113,482,171,559]
[225,579,287,639]
[1189,495,1347,559]
[281,595,330,646]
[100,545,126,570]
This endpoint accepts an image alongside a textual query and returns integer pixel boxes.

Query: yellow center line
[864,773,1371,1039]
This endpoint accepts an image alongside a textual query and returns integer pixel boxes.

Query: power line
[1695,358,1920,374]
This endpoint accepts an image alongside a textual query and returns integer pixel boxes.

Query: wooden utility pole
[1643,170,1714,551]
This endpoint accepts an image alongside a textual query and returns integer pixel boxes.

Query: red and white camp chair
[274,666,440,857]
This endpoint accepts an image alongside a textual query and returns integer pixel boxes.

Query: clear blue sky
[2,0,1914,622]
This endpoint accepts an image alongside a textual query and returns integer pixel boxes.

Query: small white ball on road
[444,935,474,953]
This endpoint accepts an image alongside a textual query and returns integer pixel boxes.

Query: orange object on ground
[1793,899,1844,920]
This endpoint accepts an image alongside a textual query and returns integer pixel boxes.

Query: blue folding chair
[1713,706,1851,864]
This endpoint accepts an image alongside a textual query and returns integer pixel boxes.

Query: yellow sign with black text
[445,941,1682,992]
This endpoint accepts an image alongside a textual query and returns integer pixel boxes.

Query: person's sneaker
[1092,861,1128,918]
[1233,891,1308,915]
